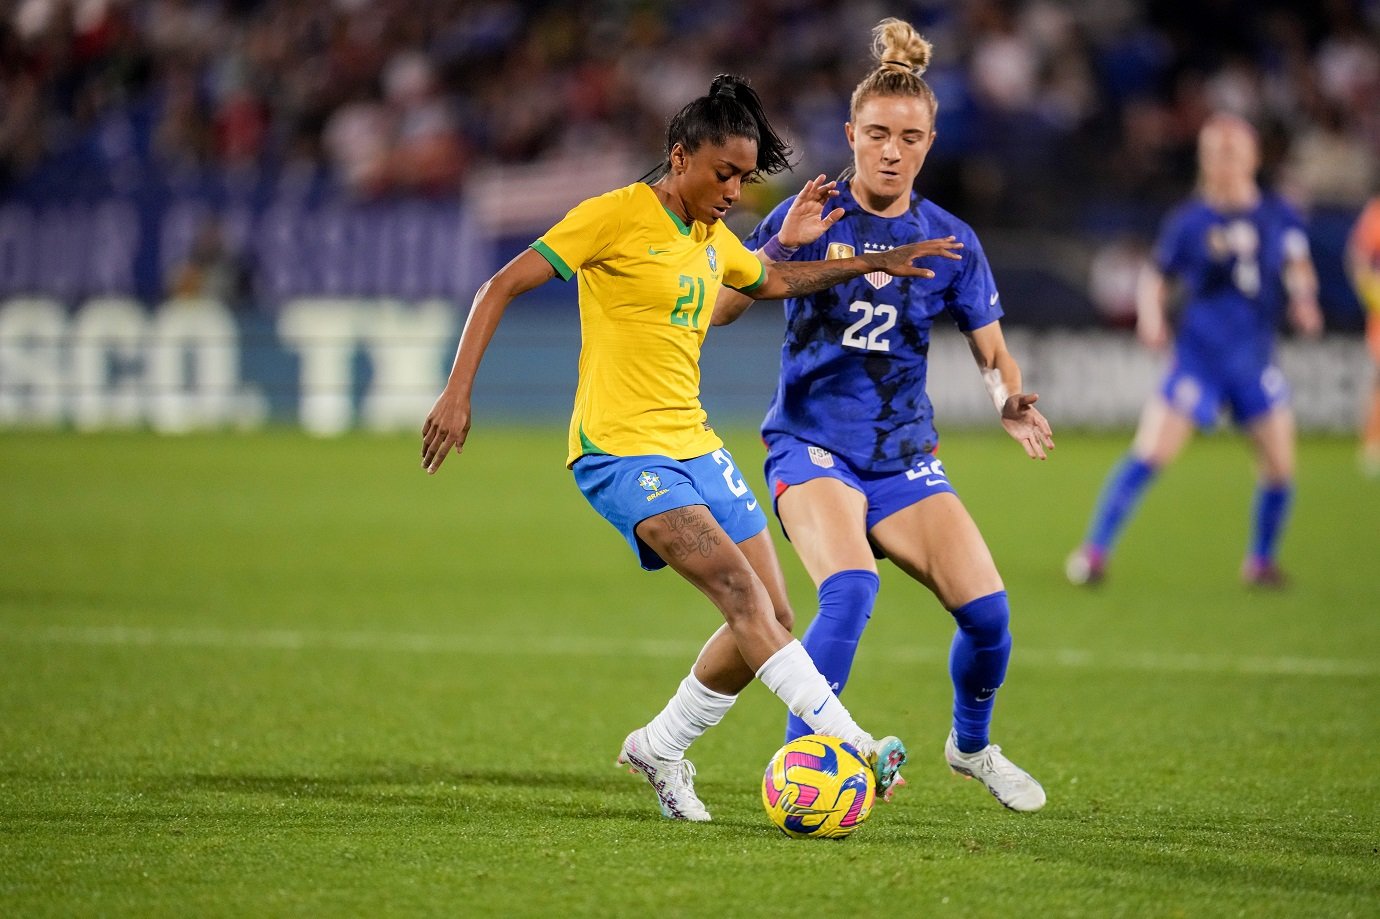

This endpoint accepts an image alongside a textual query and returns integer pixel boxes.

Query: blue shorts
[572,448,768,571]
[1160,361,1289,429]
[762,432,958,550]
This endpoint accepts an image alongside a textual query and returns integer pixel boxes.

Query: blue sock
[1086,456,1158,552]
[949,591,1012,754]
[785,569,880,742]
[1250,482,1292,563]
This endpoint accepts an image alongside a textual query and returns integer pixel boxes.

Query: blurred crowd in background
[1,0,1378,323]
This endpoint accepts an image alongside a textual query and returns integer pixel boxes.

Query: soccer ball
[761,734,876,839]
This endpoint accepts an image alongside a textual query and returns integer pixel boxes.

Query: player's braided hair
[850,18,937,119]
[641,74,794,184]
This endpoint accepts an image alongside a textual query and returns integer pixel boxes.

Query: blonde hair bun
[872,17,932,76]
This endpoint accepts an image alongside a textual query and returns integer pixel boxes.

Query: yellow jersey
[1350,197,1380,315]
[530,182,766,466]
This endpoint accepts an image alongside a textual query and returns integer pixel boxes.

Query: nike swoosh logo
[648,247,671,255]
[746,499,758,511]
[925,478,945,486]
[812,698,829,715]
[990,292,999,305]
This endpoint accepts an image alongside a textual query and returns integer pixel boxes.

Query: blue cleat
[862,735,908,802]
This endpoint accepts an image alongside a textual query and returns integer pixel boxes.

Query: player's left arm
[1283,227,1323,338]
[964,321,1055,460]
[750,238,961,301]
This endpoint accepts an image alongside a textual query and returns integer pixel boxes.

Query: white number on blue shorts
[905,456,947,485]
[711,449,749,497]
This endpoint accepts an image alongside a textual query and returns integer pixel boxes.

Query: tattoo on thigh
[663,506,721,561]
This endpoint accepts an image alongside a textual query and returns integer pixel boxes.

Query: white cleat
[1065,546,1105,586]
[616,727,712,822]
[945,730,1046,812]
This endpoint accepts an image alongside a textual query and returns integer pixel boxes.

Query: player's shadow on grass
[172,765,621,798]
[159,765,714,819]
[154,765,782,830]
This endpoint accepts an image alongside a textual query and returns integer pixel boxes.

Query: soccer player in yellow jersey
[1347,196,1380,475]
[422,74,962,822]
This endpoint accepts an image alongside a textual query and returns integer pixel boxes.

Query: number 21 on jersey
[671,275,707,328]
[842,301,897,352]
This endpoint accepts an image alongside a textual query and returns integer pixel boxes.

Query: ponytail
[642,74,794,183]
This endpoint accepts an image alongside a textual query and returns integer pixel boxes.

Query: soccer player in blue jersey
[1066,114,1323,588]
[714,19,1052,812]
[422,75,963,822]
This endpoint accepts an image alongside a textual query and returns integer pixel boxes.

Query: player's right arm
[422,248,555,474]
[1138,206,1192,350]
[1135,263,1171,350]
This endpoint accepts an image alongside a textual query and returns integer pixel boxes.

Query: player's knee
[1255,447,1294,483]
[815,569,880,639]
[950,590,1010,648]
[773,601,795,633]
[711,566,770,622]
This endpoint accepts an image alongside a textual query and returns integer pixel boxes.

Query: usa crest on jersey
[807,446,835,468]
[862,241,893,289]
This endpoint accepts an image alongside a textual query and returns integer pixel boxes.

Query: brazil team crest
[706,245,718,272]
[639,470,669,501]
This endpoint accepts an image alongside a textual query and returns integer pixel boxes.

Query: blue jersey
[746,184,1002,472]
[1155,193,1307,374]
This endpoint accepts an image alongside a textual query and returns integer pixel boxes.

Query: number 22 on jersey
[842,301,898,352]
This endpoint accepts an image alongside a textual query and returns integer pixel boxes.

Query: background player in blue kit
[715,18,1053,813]
[1066,114,1323,589]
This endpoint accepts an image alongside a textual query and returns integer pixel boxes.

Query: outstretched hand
[865,237,964,279]
[777,174,846,249]
[421,389,471,474]
[1000,393,1055,460]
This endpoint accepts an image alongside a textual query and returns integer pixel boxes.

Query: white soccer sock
[756,639,874,749]
[643,672,738,762]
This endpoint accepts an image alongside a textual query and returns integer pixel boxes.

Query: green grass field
[1,428,1377,917]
